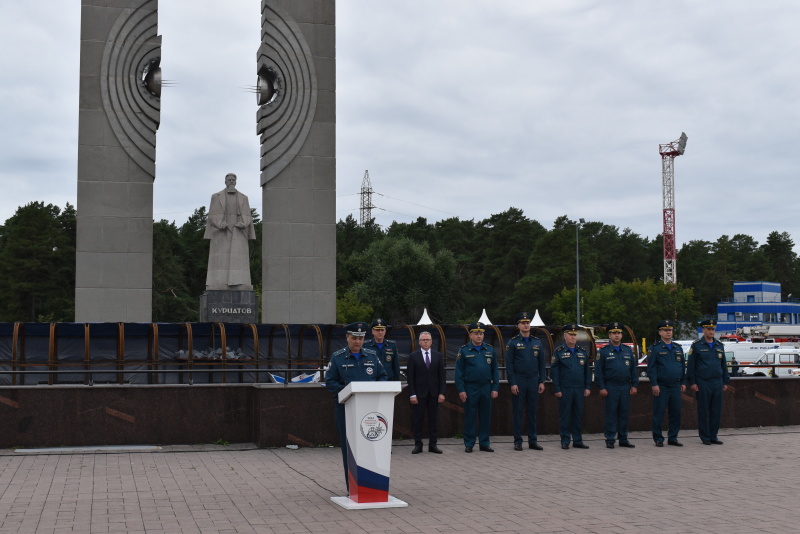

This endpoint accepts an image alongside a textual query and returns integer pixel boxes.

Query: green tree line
[1,202,797,343]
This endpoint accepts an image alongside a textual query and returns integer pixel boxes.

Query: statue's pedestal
[200,290,258,323]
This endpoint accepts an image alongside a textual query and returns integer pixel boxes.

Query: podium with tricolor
[331,382,408,509]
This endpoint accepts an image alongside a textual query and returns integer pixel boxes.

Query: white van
[722,341,780,365]
[741,349,800,377]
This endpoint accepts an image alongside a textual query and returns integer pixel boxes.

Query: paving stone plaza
[0,426,796,533]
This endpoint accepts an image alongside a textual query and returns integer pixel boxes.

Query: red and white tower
[658,132,687,285]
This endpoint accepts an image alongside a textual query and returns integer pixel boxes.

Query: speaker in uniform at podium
[324,322,388,490]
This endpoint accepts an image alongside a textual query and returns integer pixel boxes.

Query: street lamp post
[568,218,585,324]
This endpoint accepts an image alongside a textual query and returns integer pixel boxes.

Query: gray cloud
[2,0,799,254]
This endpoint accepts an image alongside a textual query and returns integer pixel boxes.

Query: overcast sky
[2,1,799,252]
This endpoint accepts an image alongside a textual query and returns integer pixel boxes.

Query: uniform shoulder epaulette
[331,347,347,357]
[362,347,378,356]
[385,339,397,346]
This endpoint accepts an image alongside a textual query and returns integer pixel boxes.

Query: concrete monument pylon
[75,0,161,322]
[257,1,336,324]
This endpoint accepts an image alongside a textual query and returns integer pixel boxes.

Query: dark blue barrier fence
[0,322,616,385]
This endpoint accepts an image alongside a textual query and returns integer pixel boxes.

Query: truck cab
[741,348,800,377]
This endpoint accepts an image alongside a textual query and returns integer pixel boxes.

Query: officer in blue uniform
[455,321,499,453]
[325,322,388,489]
[506,311,545,451]
[595,322,639,448]
[647,319,686,447]
[363,318,401,381]
[687,319,730,445]
[551,324,592,449]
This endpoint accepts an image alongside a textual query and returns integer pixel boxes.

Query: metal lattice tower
[658,132,687,285]
[359,169,375,226]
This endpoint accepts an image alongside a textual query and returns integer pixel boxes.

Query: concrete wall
[75,0,161,322]
[1,379,796,449]
[257,0,336,324]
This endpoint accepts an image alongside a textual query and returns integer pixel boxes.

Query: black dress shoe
[514,443,523,451]
[667,440,683,447]
[561,443,570,449]
[606,442,615,449]
[479,446,494,452]
[573,443,589,449]
[529,442,543,450]
[465,446,473,453]
[429,445,443,454]
[710,439,723,445]
[619,442,636,448]
[655,441,664,447]
[412,443,423,454]
[702,440,711,445]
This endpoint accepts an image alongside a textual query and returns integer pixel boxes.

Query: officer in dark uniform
[595,322,639,448]
[551,324,592,449]
[506,311,546,451]
[455,321,499,453]
[647,319,686,447]
[325,322,388,489]
[687,319,730,445]
[363,318,401,381]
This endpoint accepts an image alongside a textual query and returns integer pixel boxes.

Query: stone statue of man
[204,173,257,290]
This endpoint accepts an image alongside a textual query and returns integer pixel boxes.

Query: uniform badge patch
[580,359,585,365]
[386,355,392,362]
[625,360,630,366]
[486,357,492,364]
[366,366,374,375]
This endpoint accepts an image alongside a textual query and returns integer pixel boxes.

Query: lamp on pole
[567,218,585,324]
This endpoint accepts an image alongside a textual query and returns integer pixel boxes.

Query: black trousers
[411,395,439,445]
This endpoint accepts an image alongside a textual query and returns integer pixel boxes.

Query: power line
[373,192,457,217]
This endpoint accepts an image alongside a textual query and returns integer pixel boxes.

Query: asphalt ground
[0,426,797,534]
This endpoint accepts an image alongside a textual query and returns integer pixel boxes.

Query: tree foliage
[0,202,75,322]
[343,236,456,324]
[1,200,799,328]
[547,280,701,344]
[152,220,198,322]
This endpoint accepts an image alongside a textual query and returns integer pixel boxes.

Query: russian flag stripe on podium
[347,440,390,503]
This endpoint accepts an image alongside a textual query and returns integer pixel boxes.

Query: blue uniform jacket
[363,338,401,381]
[505,333,545,387]
[687,339,730,385]
[550,344,591,393]
[646,340,686,387]
[595,343,639,389]
[324,347,388,398]
[455,343,499,392]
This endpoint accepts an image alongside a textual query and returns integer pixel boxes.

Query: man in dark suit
[406,330,446,454]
